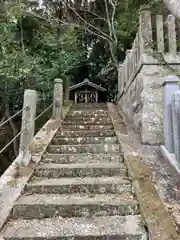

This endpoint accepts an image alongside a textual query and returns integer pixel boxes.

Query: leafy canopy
[0,0,85,113]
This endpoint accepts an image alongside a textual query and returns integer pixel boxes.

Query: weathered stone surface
[12,193,139,219]
[25,176,132,194]
[56,130,115,138]
[2,215,147,240]
[67,110,109,117]
[108,103,179,240]
[71,103,107,107]
[52,136,117,145]
[65,116,111,122]
[0,103,72,232]
[34,162,127,178]
[71,103,107,109]
[48,143,120,154]
[118,64,179,144]
[68,109,108,113]
[61,124,114,131]
[43,153,124,164]
[118,73,143,133]
[124,155,179,240]
[63,120,112,125]
[140,65,164,144]
[0,103,148,239]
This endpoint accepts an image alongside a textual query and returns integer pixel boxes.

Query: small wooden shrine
[69,79,107,103]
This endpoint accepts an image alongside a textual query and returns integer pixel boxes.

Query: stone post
[75,92,77,103]
[64,76,70,104]
[156,14,165,53]
[18,90,37,165]
[118,64,123,98]
[167,14,177,56]
[139,9,153,53]
[162,75,179,153]
[124,50,131,86]
[172,87,180,162]
[85,90,88,103]
[95,91,98,103]
[53,78,63,119]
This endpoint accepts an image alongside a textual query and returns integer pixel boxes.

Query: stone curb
[107,102,179,240]
[0,103,72,233]
[160,145,180,175]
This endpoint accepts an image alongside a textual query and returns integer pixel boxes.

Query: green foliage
[79,0,164,100]
[0,0,165,109]
[0,0,85,114]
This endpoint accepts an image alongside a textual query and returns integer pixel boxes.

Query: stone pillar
[139,9,153,53]
[18,90,37,165]
[118,64,123,98]
[156,14,165,53]
[64,76,70,103]
[124,50,131,85]
[167,14,177,56]
[95,91,98,102]
[53,78,63,119]
[172,87,180,161]
[75,92,77,103]
[162,75,179,153]
[85,92,88,103]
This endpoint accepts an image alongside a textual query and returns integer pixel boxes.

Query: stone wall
[117,9,180,145]
[118,64,180,145]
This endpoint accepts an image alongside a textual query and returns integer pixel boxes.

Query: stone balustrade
[117,9,180,145]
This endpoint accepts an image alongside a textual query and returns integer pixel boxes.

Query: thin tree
[27,0,119,68]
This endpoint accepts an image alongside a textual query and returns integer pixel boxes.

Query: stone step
[63,120,112,125]
[67,111,109,117]
[25,176,132,194]
[70,108,108,112]
[69,108,108,112]
[61,124,114,131]
[72,102,107,105]
[69,109,108,112]
[52,136,117,145]
[43,153,124,164]
[65,116,111,122]
[71,103,107,108]
[71,104,107,106]
[2,215,147,240]
[12,193,139,219]
[56,130,116,138]
[71,106,108,110]
[34,162,127,178]
[48,144,120,154]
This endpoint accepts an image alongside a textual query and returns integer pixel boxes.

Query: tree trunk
[4,102,19,157]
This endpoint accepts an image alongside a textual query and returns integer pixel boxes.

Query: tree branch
[110,0,118,44]
[25,10,113,43]
[63,0,114,42]
[104,0,112,36]
[104,0,117,66]
[20,15,25,55]
[78,8,108,23]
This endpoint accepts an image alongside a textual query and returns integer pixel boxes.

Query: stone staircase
[1,103,148,239]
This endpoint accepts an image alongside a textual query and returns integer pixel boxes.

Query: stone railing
[118,32,141,97]
[117,9,180,145]
[118,9,180,99]
[0,78,72,230]
[0,78,67,167]
[161,76,180,174]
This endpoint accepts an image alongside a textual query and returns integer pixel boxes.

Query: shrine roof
[69,79,107,92]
